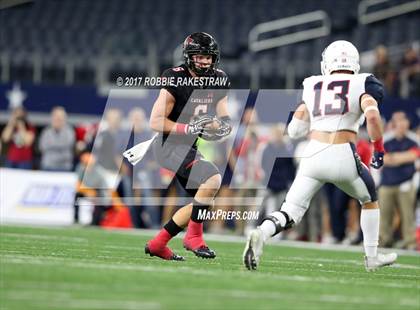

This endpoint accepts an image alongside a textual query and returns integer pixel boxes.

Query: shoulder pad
[215,69,230,88]
[215,68,229,78]
[161,66,186,79]
[365,74,384,104]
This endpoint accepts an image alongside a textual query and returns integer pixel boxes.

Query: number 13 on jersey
[312,80,350,117]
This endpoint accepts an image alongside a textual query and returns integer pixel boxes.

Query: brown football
[204,120,220,130]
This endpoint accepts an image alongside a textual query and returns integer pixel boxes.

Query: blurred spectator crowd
[1,104,418,251]
[373,45,420,98]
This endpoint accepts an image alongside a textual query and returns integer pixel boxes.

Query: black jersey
[159,64,230,145]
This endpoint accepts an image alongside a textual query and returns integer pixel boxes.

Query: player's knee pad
[280,200,309,225]
[263,210,295,235]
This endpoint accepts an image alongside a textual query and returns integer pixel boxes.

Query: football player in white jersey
[243,40,397,272]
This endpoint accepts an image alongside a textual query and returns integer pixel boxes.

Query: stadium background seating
[1,0,419,88]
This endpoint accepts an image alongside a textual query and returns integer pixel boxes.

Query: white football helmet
[321,40,360,75]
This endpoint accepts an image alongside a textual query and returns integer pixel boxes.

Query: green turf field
[0,225,419,310]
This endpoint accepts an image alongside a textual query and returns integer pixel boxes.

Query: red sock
[184,220,206,249]
[150,229,172,247]
[146,229,175,259]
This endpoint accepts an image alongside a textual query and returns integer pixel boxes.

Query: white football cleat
[364,252,398,272]
[243,228,264,270]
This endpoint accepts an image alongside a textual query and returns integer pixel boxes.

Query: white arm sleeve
[287,117,310,139]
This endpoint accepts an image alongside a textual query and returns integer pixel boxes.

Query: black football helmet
[183,32,220,76]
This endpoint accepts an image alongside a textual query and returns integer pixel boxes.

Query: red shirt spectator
[1,107,35,169]
[7,125,35,162]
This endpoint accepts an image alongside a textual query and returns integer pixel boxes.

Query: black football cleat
[144,244,185,261]
[184,245,216,259]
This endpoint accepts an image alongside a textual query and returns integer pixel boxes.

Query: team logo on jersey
[190,97,213,104]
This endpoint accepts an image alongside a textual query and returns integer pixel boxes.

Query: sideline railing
[358,0,420,24]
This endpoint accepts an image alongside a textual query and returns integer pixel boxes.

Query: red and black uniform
[151,64,230,195]
[146,32,230,261]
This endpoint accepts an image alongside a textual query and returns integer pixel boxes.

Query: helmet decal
[183,32,220,76]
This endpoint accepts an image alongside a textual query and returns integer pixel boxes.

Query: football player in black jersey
[145,32,232,260]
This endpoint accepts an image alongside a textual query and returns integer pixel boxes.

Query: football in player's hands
[200,117,232,141]
[187,115,214,135]
[204,119,221,131]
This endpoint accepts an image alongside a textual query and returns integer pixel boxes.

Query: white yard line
[105,244,420,271]
[3,291,161,310]
[3,280,418,309]
[0,232,87,243]
[98,227,420,256]
[6,280,109,291]
[72,226,420,257]
[2,254,419,289]
[260,259,420,280]
[273,256,420,271]
[2,225,419,257]
[392,263,420,270]
[154,287,418,308]
[1,254,215,276]
[1,228,418,275]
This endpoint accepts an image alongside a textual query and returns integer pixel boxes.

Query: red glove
[372,138,385,153]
